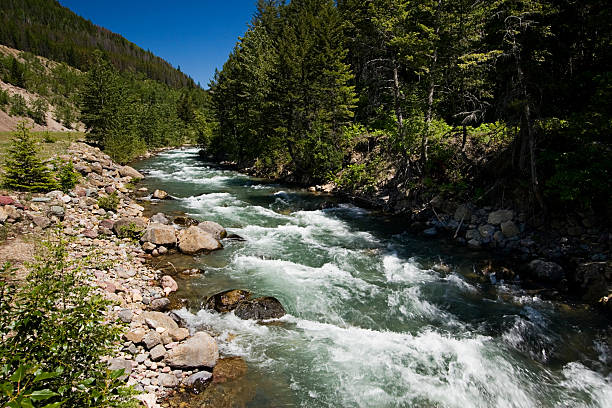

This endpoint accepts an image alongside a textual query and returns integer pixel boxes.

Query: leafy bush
[116,223,143,241]
[2,122,58,192]
[0,236,137,407]
[97,193,119,212]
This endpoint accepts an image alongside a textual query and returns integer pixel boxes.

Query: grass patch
[0,130,84,161]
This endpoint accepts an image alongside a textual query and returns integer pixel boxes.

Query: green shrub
[116,223,144,241]
[97,193,119,212]
[53,159,79,193]
[2,122,58,192]
[28,98,48,125]
[9,94,27,117]
[0,236,137,407]
[0,89,9,109]
[42,130,56,143]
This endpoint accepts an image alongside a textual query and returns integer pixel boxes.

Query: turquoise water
[134,148,611,407]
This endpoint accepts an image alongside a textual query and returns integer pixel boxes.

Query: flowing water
[133,148,611,408]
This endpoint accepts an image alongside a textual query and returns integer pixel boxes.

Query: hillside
[0,0,196,88]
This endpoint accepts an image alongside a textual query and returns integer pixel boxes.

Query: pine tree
[2,122,57,192]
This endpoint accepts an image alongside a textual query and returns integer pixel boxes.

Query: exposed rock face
[487,209,513,225]
[119,165,144,180]
[234,296,286,320]
[165,331,219,369]
[141,223,177,246]
[178,226,222,254]
[527,260,564,282]
[197,221,227,240]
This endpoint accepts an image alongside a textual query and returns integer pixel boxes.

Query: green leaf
[33,372,58,383]
[109,368,125,380]
[9,365,27,383]
[30,389,58,401]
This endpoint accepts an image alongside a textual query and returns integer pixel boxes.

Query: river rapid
[133,148,611,408]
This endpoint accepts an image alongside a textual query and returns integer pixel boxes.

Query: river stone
[205,289,252,313]
[142,331,162,350]
[152,189,169,199]
[165,331,219,369]
[161,275,178,295]
[119,165,144,179]
[465,229,479,241]
[527,259,564,282]
[212,357,248,384]
[142,311,179,331]
[169,327,190,342]
[478,224,496,241]
[197,221,227,240]
[158,373,179,388]
[501,220,520,238]
[124,328,146,343]
[150,213,170,225]
[141,223,176,246]
[150,297,171,311]
[184,371,212,391]
[173,215,199,227]
[234,296,286,320]
[108,358,133,381]
[178,226,222,254]
[488,209,513,225]
[118,309,133,323]
[150,344,167,361]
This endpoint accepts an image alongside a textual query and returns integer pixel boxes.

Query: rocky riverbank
[0,142,255,408]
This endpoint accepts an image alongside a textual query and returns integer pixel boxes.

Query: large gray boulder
[141,223,176,246]
[178,226,222,254]
[165,331,219,369]
[197,221,227,240]
[119,165,144,179]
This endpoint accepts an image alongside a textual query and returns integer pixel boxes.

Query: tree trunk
[392,61,404,139]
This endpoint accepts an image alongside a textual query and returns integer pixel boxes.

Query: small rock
[141,223,176,246]
[161,276,178,295]
[150,297,171,312]
[468,239,481,248]
[142,242,156,252]
[152,189,169,200]
[158,373,179,388]
[423,227,437,236]
[184,371,212,391]
[150,344,167,361]
[0,196,15,205]
[124,328,146,343]
[501,220,520,238]
[142,311,179,331]
[168,327,190,342]
[118,309,133,323]
[142,331,163,350]
[158,245,168,255]
[205,289,251,313]
[32,215,51,229]
[488,209,513,225]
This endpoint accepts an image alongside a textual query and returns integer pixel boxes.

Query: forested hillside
[0,0,196,88]
[210,0,611,215]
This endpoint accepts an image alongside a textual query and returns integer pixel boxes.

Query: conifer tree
[2,122,57,192]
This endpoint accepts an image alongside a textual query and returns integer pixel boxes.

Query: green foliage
[9,95,28,117]
[42,130,55,143]
[0,236,137,407]
[0,89,8,109]
[116,223,143,241]
[53,160,79,193]
[97,193,119,212]
[2,122,58,192]
[28,98,48,125]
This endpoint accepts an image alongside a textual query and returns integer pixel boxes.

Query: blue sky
[58,1,257,88]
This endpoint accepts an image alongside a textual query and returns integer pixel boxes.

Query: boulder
[150,213,170,225]
[453,204,472,222]
[142,311,179,331]
[161,275,178,295]
[488,209,513,225]
[173,215,199,227]
[3,206,21,221]
[197,221,227,240]
[212,357,248,384]
[142,331,162,350]
[205,289,252,313]
[234,296,286,320]
[0,196,15,206]
[150,297,171,312]
[169,327,190,342]
[574,262,611,302]
[149,344,167,361]
[178,226,222,255]
[527,259,564,282]
[152,189,169,200]
[119,165,144,180]
[32,215,51,229]
[165,331,219,369]
[501,220,520,238]
[141,223,177,246]
[124,328,146,343]
[158,373,179,388]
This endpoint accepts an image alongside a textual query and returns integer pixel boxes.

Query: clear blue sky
[58,1,257,88]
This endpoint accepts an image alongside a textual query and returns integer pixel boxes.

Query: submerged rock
[212,357,248,384]
[527,259,564,282]
[205,289,252,313]
[234,296,286,320]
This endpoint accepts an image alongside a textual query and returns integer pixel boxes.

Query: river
[133,148,611,408]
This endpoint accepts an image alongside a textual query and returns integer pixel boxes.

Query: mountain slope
[0,0,195,88]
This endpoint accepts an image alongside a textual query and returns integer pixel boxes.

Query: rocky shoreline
[0,142,271,407]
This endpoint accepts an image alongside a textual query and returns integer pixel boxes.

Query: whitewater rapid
[134,148,611,408]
